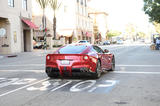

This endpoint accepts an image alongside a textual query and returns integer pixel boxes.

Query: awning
[58,30,73,37]
[22,19,38,29]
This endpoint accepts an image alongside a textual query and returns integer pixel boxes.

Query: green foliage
[50,0,62,14]
[137,32,146,38]
[36,0,49,9]
[124,23,137,40]
[143,0,160,23]
[125,23,136,35]
[153,21,160,34]
[73,37,78,42]
[107,30,122,38]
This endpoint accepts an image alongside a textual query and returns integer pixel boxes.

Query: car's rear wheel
[109,57,115,71]
[93,60,101,79]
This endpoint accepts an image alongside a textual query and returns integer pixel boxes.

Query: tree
[125,23,137,41]
[36,0,49,49]
[137,32,146,39]
[50,0,62,40]
[153,21,160,34]
[107,30,122,39]
[143,0,160,23]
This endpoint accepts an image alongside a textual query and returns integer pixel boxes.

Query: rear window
[58,45,87,54]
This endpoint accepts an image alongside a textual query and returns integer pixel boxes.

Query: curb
[0,55,17,59]
[7,55,17,58]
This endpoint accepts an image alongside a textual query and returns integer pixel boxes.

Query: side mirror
[104,49,109,53]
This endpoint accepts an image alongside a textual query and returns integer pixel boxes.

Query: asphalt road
[0,44,160,106]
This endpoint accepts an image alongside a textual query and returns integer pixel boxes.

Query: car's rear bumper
[46,67,95,77]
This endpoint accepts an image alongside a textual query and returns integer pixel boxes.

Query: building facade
[75,0,93,43]
[89,11,108,44]
[87,0,108,44]
[0,0,36,55]
[56,0,94,44]
[32,0,94,46]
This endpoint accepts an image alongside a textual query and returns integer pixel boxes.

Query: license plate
[61,60,70,65]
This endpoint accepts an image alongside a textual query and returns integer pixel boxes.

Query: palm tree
[50,0,62,39]
[36,0,49,49]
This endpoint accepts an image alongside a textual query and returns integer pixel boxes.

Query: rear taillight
[83,56,97,63]
[47,55,50,60]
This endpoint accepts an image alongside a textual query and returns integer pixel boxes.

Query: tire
[93,60,101,79]
[47,72,58,78]
[109,57,115,71]
[46,68,58,78]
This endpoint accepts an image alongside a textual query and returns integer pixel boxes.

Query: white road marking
[0,64,44,67]
[88,80,117,92]
[113,71,160,74]
[27,81,51,91]
[0,78,48,97]
[11,78,37,85]
[88,87,97,92]
[0,78,6,83]
[70,80,96,92]
[0,70,44,73]
[97,80,117,87]
[0,78,19,88]
[51,81,72,92]
[117,64,160,67]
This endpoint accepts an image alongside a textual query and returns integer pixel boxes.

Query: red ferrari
[46,44,115,78]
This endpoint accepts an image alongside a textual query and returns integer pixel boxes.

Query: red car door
[102,53,110,69]
[93,46,109,69]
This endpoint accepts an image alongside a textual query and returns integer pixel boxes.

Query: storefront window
[22,0,27,10]
[8,0,14,7]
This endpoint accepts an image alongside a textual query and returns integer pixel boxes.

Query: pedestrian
[156,37,160,50]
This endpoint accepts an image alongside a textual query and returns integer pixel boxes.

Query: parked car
[33,41,44,49]
[145,39,151,44]
[103,40,111,45]
[77,40,90,44]
[116,40,123,44]
[45,43,115,78]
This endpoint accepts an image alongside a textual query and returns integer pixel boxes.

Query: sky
[89,0,155,33]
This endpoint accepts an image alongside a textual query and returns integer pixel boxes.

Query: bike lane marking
[70,80,96,92]
[69,80,118,93]
[27,79,75,92]
[0,77,118,96]
[0,78,48,97]
[51,81,72,92]
[26,79,118,93]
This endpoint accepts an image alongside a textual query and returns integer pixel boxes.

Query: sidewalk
[32,47,59,54]
[0,47,59,60]
[0,56,4,59]
[0,54,18,59]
